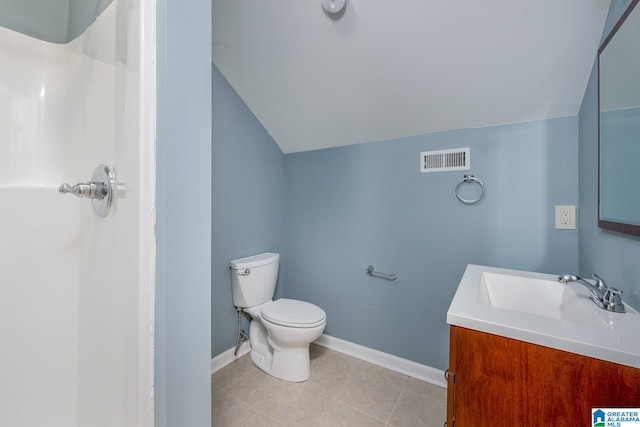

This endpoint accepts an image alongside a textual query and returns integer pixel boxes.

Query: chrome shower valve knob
[59,182,108,199]
[58,164,126,217]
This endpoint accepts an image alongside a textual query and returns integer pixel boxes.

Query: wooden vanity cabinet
[446,326,640,427]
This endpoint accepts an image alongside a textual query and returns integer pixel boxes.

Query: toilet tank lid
[230,252,279,270]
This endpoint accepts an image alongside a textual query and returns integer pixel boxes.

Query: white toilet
[230,252,326,382]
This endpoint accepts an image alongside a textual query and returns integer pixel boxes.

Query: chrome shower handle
[59,182,108,199]
[58,164,126,217]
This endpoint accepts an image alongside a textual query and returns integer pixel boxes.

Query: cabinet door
[449,326,640,426]
[446,326,457,426]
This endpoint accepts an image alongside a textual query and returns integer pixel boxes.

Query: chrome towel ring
[455,174,484,205]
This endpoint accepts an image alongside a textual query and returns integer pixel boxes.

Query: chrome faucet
[557,273,625,313]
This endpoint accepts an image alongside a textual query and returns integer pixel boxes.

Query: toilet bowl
[246,299,326,382]
[230,253,326,382]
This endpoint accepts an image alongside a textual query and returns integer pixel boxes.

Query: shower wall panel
[0,1,150,425]
[0,187,84,425]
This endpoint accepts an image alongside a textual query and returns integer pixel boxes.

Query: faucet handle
[592,273,608,290]
[603,287,625,313]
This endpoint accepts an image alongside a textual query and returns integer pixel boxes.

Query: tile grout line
[384,379,404,426]
[311,348,410,424]
[214,345,445,427]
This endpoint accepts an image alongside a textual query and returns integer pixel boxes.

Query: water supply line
[234,307,249,356]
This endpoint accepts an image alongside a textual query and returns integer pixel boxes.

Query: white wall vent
[420,148,470,173]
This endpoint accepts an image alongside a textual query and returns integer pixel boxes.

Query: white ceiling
[213,0,611,154]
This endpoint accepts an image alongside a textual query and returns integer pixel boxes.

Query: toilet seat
[261,298,326,328]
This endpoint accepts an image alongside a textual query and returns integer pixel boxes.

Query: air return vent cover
[420,148,470,173]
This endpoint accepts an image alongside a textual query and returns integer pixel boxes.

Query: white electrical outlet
[555,205,576,230]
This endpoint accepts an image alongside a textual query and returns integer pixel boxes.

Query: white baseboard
[314,334,447,388]
[211,340,251,374]
[211,334,446,388]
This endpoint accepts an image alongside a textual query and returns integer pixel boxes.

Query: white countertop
[447,264,640,369]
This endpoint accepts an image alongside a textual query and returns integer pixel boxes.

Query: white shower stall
[0,1,155,426]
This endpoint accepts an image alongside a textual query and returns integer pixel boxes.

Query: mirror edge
[597,0,640,238]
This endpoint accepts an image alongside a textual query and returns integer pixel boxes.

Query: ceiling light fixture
[321,0,346,14]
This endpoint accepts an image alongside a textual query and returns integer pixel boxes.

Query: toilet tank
[229,253,279,308]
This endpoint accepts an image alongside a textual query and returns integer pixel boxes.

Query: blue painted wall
[155,0,212,425]
[211,66,286,357]
[0,0,112,43]
[67,0,113,41]
[0,0,69,42]
[210,71,581,370]
[578,0,640,310]
[283,118,579,370]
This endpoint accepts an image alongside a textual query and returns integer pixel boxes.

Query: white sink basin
[447,265,640,369]
[477,272,604,328]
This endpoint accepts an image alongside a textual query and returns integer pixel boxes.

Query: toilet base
[250,344,311,382]
[273,345,312,382]
[248,321,273,373]
[248,319,320,382]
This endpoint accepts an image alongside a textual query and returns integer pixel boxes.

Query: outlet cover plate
[555,205,576,230]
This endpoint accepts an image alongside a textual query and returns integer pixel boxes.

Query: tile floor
[212,344,447,427]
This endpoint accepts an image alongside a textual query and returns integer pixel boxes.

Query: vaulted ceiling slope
[213,0,611,154]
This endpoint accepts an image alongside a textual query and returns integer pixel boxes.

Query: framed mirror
[598,0,640,237]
